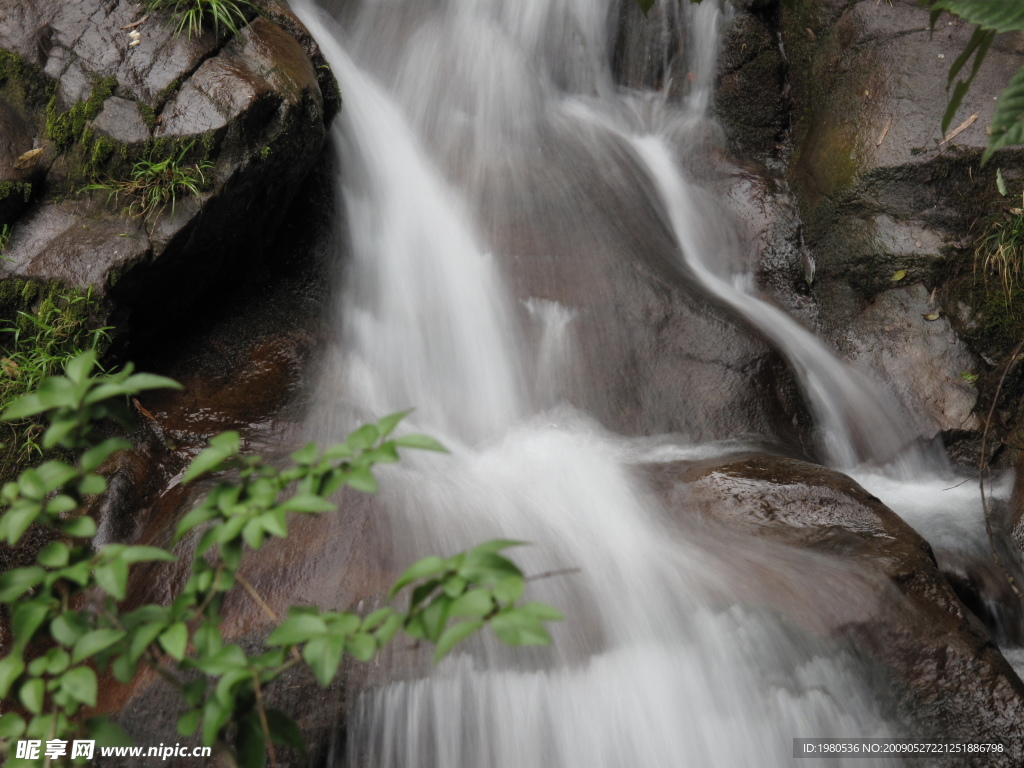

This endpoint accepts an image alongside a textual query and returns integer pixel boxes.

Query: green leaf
[493,575,525,603]
[346,466,377,494]
[265,709,306,754]
[38,542,71,571]
[394,434,448,452]
[290,442,319,465]
[268,613,328,645]
[85,716,134,748]
[280,494,336,514]
[0,654,25,698]
[346,632,376,662]
[118,545,176,564]
[95,558,129,600]
[890,269,907,282]
[183,433,240,484]
[0,501,42,545]
[235,711,267,768]
[61,514,97,538]
[159,622,189,660]
[984,64,1024,164]
[374,613,403,645]
[419,595,452,643]
[997,167,1008,196]
[0,566,45,602]
[449,589,494,618]
[202,696,232,747]
[932,0,1024,33]
[19,677,45,714]
[80,438,132,472]
[302,633,346,686]
[36,460,78,492]
[73,629,126,663]
[12,602,51,647]
[520,602,565,621]
[389,555,447,598]
[175,504,220,540]
[361,607,395,632]
[65,350,97,383]
[490,609,552,647]
[434,619,484,662]
[50,612,89,647]
[0,711,26,739]
[347,423,379,451]
[78,473,107,495]
[376,409,412,438]
[118,372,183,394]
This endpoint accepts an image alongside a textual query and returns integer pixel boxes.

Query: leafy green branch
[0,353,562,767]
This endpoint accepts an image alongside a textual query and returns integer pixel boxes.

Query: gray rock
[0,0,337,337]
[92,96,151,144]
[844,282,980,439]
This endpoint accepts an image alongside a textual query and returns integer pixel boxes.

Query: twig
[236,571,302,663]
[119,15,148,30]
[939,113,978,148]
[978,339,1024,601]
[252,670,279,768]
[876,116,893,147]
[524,567,581,583]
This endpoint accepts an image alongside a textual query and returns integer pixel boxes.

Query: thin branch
[252,670,278,768]
[978,339,1024,601]
[524,567,581,583]
[236,571,302,664]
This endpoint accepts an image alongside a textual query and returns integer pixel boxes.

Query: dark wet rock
[645,453,1024,763]
[0,99,41,225]
[715,4,786,159]
[0,0,339,338]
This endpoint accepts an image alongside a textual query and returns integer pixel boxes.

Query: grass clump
[145,0,253,39]
[83,142,212,221]
[975,202,1024,310]
[0,287,111,469]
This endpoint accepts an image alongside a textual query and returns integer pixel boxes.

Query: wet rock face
[0,0,339,337]
[645,454,1024,763]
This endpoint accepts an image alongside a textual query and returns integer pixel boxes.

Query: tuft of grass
[82,142,212,221]
[145,0,253,39]
[974,200,1024,312]
[0,225,11,262]
[0,288,111,465]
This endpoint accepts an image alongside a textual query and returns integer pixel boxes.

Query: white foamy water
[281,0,1005,765]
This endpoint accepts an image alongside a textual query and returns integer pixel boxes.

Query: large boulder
[0,0,340,336]
[645,453,1024,764]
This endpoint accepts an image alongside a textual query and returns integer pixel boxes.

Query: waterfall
[288,0,929,764]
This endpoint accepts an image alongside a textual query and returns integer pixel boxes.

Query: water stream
[289,0,1010,764]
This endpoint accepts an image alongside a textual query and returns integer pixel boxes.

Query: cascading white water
[287,0,949,765]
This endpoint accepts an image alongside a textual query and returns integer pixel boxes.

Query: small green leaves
[73,629,126,663]
[159,623,189,660]
[183,431,241,483]
[60,667,98,708]
[890,269,907,282]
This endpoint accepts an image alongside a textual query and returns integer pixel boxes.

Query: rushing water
[286,0,1011,765]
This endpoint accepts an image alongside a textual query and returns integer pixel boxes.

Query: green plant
[0,353,561,766]
[974,199,1024,308]
[922,0,1024,163]
[0,226,12,263]
[82,143,212,221]
[145,0,253,39]
[0,289,110,467]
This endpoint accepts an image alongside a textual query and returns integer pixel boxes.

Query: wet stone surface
[644,453,1024,764]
